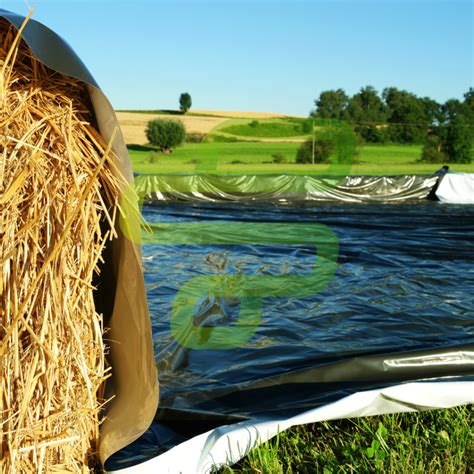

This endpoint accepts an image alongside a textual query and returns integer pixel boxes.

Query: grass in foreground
[218,405,473,473]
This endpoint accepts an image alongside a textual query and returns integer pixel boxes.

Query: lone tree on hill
[179,92,192,114]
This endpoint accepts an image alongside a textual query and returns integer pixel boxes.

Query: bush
[148,151,160,164]
[419,135,447,163]
[146,119,186,152]
[301,120,313,134]
[186,133,206,143]
[314,121,357,163]
[420,145,448,164]
[271,152,286,163]
[296,138,334,164]
[249,120,260,128]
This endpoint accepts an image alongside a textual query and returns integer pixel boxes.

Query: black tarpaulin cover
[107,200,474,472]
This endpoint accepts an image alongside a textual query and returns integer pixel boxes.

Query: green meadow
[218,405,473,473]
[127,115,474,175]
[129,142,474,175]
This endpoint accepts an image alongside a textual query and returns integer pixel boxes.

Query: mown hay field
[116,111,227,145]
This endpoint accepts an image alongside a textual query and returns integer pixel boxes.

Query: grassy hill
[118,110,474,175]
[215,118,311,139]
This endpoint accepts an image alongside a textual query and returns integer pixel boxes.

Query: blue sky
[1,0,472,115]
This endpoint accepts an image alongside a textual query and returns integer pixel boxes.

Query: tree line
[312,86,474,163]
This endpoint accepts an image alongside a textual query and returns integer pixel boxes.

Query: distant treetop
[179,92,192,114]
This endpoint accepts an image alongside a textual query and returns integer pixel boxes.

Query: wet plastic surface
[106,201,474,470]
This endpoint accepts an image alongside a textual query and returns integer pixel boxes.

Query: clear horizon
[1,0,472,115]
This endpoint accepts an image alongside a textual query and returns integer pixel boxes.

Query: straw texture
[1,16,123,472]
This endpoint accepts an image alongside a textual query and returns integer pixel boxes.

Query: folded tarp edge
[436,173,474,204]
[108,381,474,473]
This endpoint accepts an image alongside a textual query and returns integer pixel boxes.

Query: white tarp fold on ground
[110,381,474,473]
[436,173,474,204]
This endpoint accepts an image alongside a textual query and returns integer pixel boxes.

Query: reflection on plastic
[146,222,338,349]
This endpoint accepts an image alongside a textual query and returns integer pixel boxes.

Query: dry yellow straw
[1,15,124,472]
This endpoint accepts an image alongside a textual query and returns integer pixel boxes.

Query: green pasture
[126,115,473,175]
[128,142,474,175]
[214,118,311,139]
[219,404,473,473]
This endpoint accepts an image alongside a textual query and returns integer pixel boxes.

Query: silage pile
[1,17,123,472]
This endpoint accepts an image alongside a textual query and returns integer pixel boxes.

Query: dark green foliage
[186,133,206,143]
[420,115,472,164]
[461,88,474,139]
[310,86,474,148]
[420,97,443,126]
[146,119,186,152]
[347,88,387,143]
[420,146,448,164]
[301,120,313,134]
[345,86,387,143]
[358,125,388,144]
[179,92,192,114]
[420,135,448,163]
[313,89,349,120]
[383,87,430,143]
[317,120,358,164]
[442,98,463,123]
[444,115,472,163]
[296,138,334,164]
[271,152,286,163]
[249,120,260,128]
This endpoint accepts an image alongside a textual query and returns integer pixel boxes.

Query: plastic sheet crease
[135,173,440,203]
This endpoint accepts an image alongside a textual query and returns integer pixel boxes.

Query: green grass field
[129,142,474,175]
[218,404,473,473]
[124,114,473,175]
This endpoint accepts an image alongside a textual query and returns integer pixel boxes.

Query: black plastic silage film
[107,201,474,469]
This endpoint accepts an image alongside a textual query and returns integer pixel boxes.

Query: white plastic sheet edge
[436,173,474,204]
[109,380,474,473]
